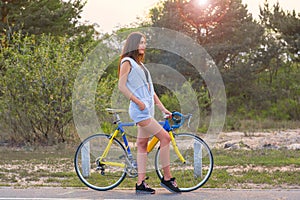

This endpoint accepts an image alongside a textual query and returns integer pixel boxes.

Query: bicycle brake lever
[163,113,172,119]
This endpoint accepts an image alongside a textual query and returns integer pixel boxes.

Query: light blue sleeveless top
[121,57,155,123]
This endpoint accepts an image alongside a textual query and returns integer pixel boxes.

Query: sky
[80,0,300,33]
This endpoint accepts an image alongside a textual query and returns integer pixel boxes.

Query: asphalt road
[0,187,299,200]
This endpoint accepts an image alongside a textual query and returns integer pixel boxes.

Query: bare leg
[137,118,172,184]
[153,123,172,180]
[136,135,148,185]
[136,118,152,185]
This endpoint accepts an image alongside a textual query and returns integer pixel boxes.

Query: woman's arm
[154,92,171,115]
[118,61,145,111]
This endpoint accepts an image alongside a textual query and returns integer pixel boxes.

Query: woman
[118,32,180,194]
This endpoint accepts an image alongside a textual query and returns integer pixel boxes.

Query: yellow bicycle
[74,108,213,192]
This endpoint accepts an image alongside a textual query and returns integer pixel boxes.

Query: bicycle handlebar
[164,111,192,129]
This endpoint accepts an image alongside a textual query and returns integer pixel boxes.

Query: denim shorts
[129,100,153,124]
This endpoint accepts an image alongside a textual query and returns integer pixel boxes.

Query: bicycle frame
[75,109,213,192]
[99,119,186,168]
[147,120,186,164]
[99,122,134,168]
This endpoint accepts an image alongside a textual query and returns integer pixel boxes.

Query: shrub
[0,33,94,145]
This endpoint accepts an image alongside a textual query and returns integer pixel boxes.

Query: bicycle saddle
[105,108,127,114]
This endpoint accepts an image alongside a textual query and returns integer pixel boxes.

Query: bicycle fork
[170,132,186,164]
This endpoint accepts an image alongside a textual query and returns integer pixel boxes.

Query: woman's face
[138,36,146,55]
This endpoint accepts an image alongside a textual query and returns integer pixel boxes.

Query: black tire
[155,133,213,192]
[74,134,127,191]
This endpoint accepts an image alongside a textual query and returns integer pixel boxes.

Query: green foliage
[0,0,95,37]
[158,80,211,133]
[261,99,300,120]
[159,80,210,114]
[225,115,242,131]
[160,91,180,112]
[147,0,300,123]
[148,0,264,62]
[260,1,300,59]
[230,61,300,121]
[0,32,94,145]
[95,74,119,121]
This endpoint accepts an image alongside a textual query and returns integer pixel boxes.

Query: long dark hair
[118,32,146,77]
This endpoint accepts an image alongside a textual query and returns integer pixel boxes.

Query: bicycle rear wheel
[74,134,127,191]
[155,133,213,192]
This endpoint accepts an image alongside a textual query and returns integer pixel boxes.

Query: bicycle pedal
[96,167,103,172]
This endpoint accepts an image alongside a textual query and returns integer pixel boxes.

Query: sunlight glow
[198,0,208,6]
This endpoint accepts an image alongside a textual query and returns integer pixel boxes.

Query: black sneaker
[136,180,155,194]
[160,177,181,193]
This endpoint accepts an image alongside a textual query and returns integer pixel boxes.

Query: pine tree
[0,0,92,36]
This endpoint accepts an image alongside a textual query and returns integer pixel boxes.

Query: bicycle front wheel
[155,133,213,192]
[74,134,127,191]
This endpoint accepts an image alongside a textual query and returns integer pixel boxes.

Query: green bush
[160,92,180,112]
[0,33,94,145]
[225,115,241,131]
[262,99,300,120]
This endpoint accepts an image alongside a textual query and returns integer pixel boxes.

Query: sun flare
[198,0,208,6]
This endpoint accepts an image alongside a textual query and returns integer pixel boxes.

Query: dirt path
[0,129,299,189]
[215,129,300,150]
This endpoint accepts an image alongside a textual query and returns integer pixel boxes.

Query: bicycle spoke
[74,134,127,191]
[155,133,213,192]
